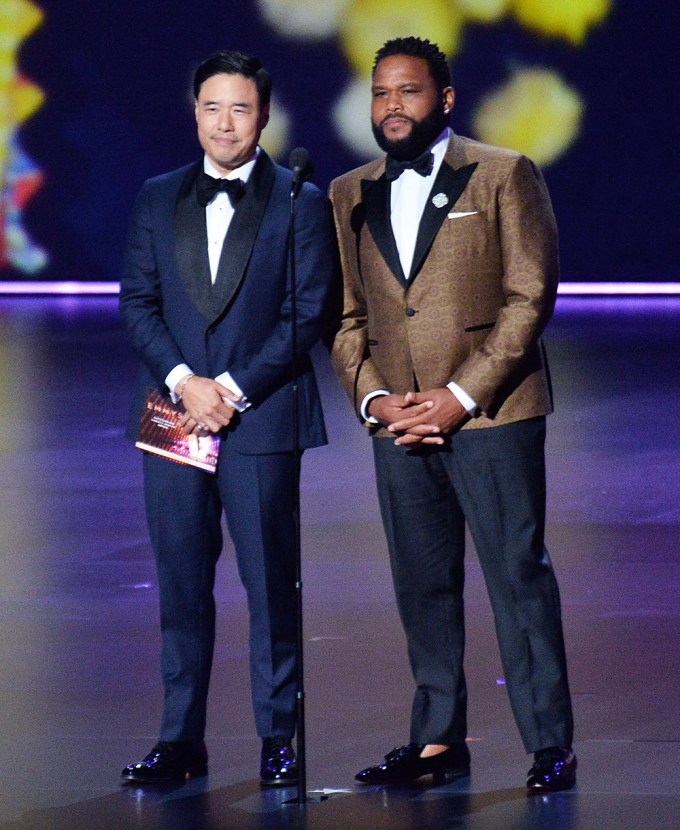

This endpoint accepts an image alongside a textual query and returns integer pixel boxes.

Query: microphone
[289,147,313,197]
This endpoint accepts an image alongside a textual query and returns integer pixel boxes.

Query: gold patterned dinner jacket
[329,132,558,434]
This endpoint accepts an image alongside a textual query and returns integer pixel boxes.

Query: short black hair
[373,37,451,94]
[193,50,272,107]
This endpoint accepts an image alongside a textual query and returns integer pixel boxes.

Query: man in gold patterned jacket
[329,36,576,793]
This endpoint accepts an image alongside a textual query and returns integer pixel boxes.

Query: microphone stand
[284,149,330,810]
[287,153,309,807]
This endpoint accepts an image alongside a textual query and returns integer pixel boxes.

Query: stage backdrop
[3,0,678,283]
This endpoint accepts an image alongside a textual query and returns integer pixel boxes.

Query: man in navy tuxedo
[119,50,336,785]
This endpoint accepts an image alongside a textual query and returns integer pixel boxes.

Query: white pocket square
[448,211,479,219]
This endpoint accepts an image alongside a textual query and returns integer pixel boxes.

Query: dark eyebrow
[371,81,422,91]
[200,99,252,108]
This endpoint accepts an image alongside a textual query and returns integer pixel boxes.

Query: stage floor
[0,296,678,829]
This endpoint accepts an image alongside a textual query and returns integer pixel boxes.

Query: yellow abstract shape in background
[340,0,465,76]
[0,0,42,42]
[0,0,44,173]
[510,0,611,45]
[0,0,46,274]
[471,67,584,165]
[254,0,615,167]
[9,76,45,124]
[455,0,511,24]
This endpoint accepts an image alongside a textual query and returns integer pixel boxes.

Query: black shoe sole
[260,776,299,788]
[121,764,208,785]
[356,765,470,787]
[526,779,576,794]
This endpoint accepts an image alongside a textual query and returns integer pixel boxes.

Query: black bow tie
[385,150,435,182]
[196,172,245,208]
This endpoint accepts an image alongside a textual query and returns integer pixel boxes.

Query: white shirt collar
[388,128,452,278]
[429,127,451,175]
[203,146,260,181]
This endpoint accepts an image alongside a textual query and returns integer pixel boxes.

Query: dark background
[8,0,679,283]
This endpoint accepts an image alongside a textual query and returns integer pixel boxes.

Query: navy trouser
[143,445,298,742]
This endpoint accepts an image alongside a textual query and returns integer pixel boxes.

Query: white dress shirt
[166,152,260,410]
[362,128,477,422]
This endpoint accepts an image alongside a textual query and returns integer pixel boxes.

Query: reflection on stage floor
[0,296,678,829]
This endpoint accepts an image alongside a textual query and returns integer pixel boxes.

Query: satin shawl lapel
[361,175,407,287]
[409,160,478,283]
[174,161,213,320]
[210,152,276,323]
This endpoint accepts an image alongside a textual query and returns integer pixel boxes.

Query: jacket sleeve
[450,155,559,412]
[119,181,186,387]
[328,178,389,419]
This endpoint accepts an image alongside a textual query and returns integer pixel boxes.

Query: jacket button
[405,307,416,317]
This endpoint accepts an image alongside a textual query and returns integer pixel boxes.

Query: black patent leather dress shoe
[526,747,577,792]
[121,740,208,784]
[260,737,298,787]
[355,742,471,786]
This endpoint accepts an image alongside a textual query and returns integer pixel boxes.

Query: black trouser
[372,417,573,752]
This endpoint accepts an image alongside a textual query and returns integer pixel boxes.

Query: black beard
[372,105,448,161]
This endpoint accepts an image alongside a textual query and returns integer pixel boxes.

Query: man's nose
[386,92,403,111]
[217,111,233,131]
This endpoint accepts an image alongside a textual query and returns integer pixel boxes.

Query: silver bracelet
[177,373,195,401]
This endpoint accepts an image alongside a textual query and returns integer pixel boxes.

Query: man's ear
[443,86,455,115]
[259,103,270,131]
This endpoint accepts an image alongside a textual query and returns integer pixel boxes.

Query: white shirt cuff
[215,370,250,413]
[447,381,477,415]
[361,389,390,423]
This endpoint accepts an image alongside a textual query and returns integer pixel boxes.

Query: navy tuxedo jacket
[120,151,337,454]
